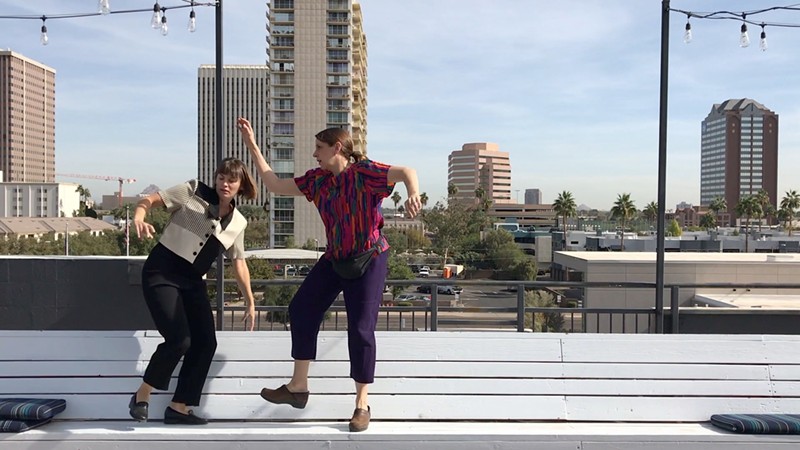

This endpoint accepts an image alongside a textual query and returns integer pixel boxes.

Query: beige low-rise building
[553,251,800,332]
[0,216,117,240]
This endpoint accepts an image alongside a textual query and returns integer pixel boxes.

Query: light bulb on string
[40,16,48,46]
[188,8,197,33]
[683,17,692,44]
[98,0,111,15]
[760,24,768,51]
[161,12,169,36]
[739,19,750,48]
[151,3,162,29]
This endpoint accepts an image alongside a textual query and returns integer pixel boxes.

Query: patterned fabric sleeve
[159,179,198,213]
[294,168,325,202]
[225,227,247,260]
[355,159,395,199]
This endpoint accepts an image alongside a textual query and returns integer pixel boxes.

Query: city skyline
[1,1,799,210]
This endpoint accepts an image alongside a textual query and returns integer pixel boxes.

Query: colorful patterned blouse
[295,159,395,260]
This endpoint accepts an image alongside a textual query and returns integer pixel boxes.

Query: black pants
[141,270,217,406]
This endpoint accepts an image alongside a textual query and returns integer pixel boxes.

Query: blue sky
[2,1,800,211]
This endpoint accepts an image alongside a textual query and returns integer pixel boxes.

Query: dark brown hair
[315,127,365,162]
[215,157,257,200]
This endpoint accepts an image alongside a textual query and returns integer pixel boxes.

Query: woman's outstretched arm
[388,166,421,218]
[237,117,303,196]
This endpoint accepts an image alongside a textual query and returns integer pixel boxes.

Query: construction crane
[55,173,137,207]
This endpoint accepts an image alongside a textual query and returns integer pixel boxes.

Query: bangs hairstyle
[315,127,365,162]
[215,157,257,200]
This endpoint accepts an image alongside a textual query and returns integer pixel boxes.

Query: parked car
[439,285,463,295]
[395,293,430,302]
[416,284,463,295]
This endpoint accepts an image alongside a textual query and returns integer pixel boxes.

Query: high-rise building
[447,143,512,205]
[700,99,778,224]
[524,188,542,205]
[0,51,56,183]
[267,0,367,248]
[197,65,270,208]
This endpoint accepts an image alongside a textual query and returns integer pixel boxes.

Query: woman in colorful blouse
[128,158,258,425]
[237,117,421,432]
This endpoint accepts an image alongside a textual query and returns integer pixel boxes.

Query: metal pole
[214,0,225,331]
[269,192,275,248]
[516,286,525,332]
[655,0,670,331]
[670,286,680,334]
[125,205,130,257]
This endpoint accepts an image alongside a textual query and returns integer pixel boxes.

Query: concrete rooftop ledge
[4,421,799,448]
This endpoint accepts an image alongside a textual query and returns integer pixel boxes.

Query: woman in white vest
[128,158,258,425]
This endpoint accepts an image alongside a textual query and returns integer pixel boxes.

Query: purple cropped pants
[288,250,388,383]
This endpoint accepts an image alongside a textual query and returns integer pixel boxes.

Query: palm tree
[763,203,776,230]
[699,213,716,230]
[391,191,402,225]
[778,207,793,235]
[419,192,429,217]
[642,201,658,229]
[447,183,458,198]
[420,192,429,208]
[755,189,771,231]
[475,186,492,212]
[610,193,636,251]
[75,185,91,216]
[552,191,577,247]
[780,190,800,236]
[708,196,727,227]
[735,195,761,253]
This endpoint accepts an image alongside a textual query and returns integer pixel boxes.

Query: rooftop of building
[0,217,117,235]
[556,251,800,264]
[244,248,321,260]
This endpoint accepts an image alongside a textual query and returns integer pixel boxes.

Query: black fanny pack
[331,246,379,279]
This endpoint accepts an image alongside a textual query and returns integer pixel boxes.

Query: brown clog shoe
[259,384,309,409]
[349,406,370,432]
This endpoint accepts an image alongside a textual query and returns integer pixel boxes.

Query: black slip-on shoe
[128,393,148,422]
[163,406,208,425]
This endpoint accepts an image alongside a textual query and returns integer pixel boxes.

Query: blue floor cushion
[0,418,53,433]
[0,398,66,421]
[710,413,800,434]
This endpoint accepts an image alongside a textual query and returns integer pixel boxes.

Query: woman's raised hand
[237,117,256,148]
[134,219,156,239]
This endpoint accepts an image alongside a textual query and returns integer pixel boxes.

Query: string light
[160,10,169,36]
[0,2,215,46]
[98,0,111,15]
[740,19,750,48]
[151,2,162,29]
[39,16,48,46]
[672,4,800,52]
[188,2,197,33]
[683,16,692,44]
